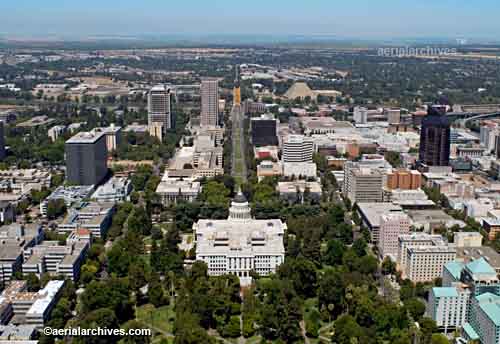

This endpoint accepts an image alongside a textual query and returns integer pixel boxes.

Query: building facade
[344,165,384,204]
[427,284,471,332]
[419,106,451,166]
[397,233,451,278]
[251,114,278,146]
[201,78,219,127]
[194,193,285,286]
[405,245,457,282]
[148,85,173,131]
[65,131,108,186]
[379,213,410,259]
[282,135,314,163]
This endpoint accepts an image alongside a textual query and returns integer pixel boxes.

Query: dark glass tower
[418,106,451,166]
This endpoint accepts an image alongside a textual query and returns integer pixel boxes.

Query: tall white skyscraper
[148,85,172,131]
[201,78,219,127]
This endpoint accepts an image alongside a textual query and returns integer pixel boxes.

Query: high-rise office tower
[65,131,108,186]
[419,106,451,166]
[282,135,314,163]
[251,114,278,146]
[201,78,219,127]
[233,65,241,107]
[0,121,5,161]
[148,85,173,132]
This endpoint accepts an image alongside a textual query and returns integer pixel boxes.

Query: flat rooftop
[456,246,500,270]
[66,131,106,144]
[357,203,404,228]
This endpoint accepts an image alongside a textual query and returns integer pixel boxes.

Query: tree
[331,314,366,344]
[404,298,426,321]
[258,279,302,343]
[419,317,438,344]
[277,258,317,298]
[25,273,41,292]
[201,181,231,207]
[430,333,450,344]
[120,320,151,344]
[381,257,397,275]
[128,206,152,236]
[318,269,345,318]
[80,262,99,284]
[352,238,367,257]
[47,297,72,329]
[46,198,67,219]
[305,308,321,338]
[148,272,167,307]
[220,315,241,338]
[75,308,121,344]
[174,312,215,344]
[356,255,378,276]
[80,278,133,323]
[190,261,208,281]
[385,151,402,168]
[323,239,346,266]
[129,261,148,293]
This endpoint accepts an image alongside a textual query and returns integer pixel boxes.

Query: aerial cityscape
[1,1,500,344]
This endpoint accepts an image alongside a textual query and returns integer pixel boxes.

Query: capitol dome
[228,191,251,220]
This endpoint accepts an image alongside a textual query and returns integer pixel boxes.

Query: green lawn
[136,303,175,335]
[246,336,263,344]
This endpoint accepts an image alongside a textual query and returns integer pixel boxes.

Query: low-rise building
[397,233,453,281]
[454,232,484,248]
[0,224,43,285]
[257,161,282,181]
[356,203,404,243]
[0,168,51,196]
[40,185,94,217]
[22,239,89,281]
[386,169,422,190]
[92,177,132,203]
[483,217,500,241]
[282,162,317,179]
[47,125,67,142]
[277,181,322,204]
[464,198,496,219]
[25,280,65,327]
[405,245,457,282]
[156,174,201,206]
[58,202,115,238]
[406,209,466,232]
[0,280,65,328]
[456,146,485,159]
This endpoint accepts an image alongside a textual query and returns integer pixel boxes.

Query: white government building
[194,192,286,286]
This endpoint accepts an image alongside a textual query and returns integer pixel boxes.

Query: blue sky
[0,0,499,40]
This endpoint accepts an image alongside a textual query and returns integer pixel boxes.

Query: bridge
[446,111,500,125]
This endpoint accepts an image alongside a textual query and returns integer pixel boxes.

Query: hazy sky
[1,0,499,40]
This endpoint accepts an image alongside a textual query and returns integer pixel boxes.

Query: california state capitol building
[193,192,286,286]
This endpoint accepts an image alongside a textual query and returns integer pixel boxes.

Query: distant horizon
[1,33,499,47]
[1,0,499,44]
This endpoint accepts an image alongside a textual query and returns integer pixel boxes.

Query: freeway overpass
[446,111,500,125]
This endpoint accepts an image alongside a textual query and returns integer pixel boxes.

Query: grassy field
[136,303,175,336]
